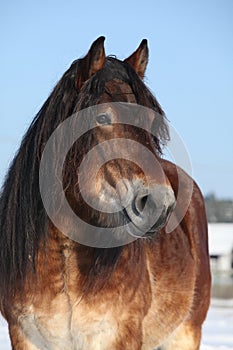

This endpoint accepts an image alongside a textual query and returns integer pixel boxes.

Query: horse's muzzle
[120,182,176,237]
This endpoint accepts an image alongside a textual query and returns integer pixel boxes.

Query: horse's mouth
[122,208,165,238]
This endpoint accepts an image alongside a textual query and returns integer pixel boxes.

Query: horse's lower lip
[122,209,160,237]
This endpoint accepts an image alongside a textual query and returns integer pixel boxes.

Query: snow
[0,299,233,349]
[201,299,233,349]
[0,316,11,349]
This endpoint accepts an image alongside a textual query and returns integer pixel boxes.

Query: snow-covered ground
[0,299,233,349]
[201,299,233,349]
[0,315,11,350]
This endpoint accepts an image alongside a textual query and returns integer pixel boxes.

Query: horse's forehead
[101,79,137,104]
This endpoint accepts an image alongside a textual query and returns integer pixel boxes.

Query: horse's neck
[39,227,147,298]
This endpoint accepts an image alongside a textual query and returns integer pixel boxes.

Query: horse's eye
[96,114,112,125]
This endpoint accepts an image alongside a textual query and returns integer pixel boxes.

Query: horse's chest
[71,309,117,350]
[20,298,118,350]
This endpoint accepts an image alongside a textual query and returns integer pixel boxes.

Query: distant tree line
[205,193,233,222]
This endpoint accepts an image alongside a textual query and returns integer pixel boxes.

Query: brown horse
[0,37,211,349]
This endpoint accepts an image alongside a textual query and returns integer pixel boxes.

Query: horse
[0,37,211,349]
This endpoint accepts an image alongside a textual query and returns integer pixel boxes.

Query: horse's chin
[124,222,159,239]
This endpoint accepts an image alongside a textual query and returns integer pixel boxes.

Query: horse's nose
[122,184,176,236]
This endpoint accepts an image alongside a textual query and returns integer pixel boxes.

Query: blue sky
[1,0,233,198]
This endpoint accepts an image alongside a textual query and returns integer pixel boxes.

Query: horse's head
[60,37,175,240]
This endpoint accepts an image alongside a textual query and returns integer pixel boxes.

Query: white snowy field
[201,299,233,349]
[0,299,233,349]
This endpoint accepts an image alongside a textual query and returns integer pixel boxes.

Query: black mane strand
[0,60,79,298]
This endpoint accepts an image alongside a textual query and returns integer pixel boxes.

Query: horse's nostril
[140,195,148,211]
[133,194,149,216]
[122,184,175,236]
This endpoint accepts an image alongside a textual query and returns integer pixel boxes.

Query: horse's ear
[124,39,148,79]
[76,36,106,90]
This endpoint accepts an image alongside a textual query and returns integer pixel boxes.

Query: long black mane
[0,56,169,298]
